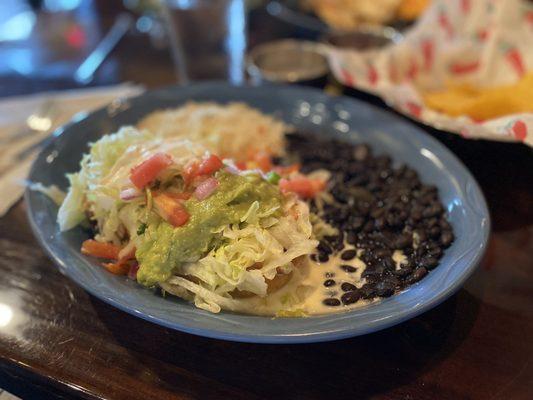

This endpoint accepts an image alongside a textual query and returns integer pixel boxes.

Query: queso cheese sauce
[234,245,409,316]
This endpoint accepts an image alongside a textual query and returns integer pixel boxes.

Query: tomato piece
[273,163,300,176]
[253,151,272,172]
[279,177,326,199]
[183,161,199,186]
[81,239,121,260]
[235,161,247,170]
[153,193,190,227]
[166,192,192,200]
[130,153,173,189]
[102,261,130,275]
[198,154,223,176]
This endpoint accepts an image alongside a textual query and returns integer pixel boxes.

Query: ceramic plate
[25,82,489,343]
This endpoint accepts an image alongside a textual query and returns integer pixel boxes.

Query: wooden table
[0,2,532,399]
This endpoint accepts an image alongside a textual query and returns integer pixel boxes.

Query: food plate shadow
[89,287,480,399]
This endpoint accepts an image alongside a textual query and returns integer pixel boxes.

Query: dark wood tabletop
[0,1,532,399]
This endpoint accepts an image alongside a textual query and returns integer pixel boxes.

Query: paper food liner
[327,0,533,147]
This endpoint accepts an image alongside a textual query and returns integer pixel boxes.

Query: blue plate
[25,82,489,344]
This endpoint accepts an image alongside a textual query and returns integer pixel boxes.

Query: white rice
[138,102,288,161]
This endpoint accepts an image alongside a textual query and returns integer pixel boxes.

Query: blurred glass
[161,0,247,84]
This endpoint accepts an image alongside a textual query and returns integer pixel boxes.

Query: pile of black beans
[285,132,455,307]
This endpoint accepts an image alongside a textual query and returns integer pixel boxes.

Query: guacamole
[135,171,282,287]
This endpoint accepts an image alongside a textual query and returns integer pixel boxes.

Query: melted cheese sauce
[235,245,407,316]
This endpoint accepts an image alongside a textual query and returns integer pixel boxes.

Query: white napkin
[0,84,144,217]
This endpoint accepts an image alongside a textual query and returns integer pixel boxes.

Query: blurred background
[0,0,261,93]
[0,0,427,93]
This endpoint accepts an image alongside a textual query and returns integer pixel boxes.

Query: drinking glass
[161,0,247,84]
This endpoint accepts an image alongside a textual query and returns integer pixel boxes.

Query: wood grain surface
[0,2,531,399]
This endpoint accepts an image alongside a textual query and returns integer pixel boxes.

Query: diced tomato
[130,153,173,189]
[198,154,223,176]
[273,163,300,176]
[166,191,192,201]
[153,193,190,227]
[183,161,199,186]
[279,177,326,199]
[81,239,121,260]
[235,161,247,170]
[103,244,136,276]
[253,151,272,172]
[102,260,130,275]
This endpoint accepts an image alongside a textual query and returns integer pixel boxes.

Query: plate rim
[24,81,490,344]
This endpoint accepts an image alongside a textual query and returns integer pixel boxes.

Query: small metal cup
[321,25,402,51]
[246,39,329,87]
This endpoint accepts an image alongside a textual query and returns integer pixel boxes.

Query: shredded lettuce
[165,199,318,311]
[57,172,87,231]
[54,126,321,315]
[57,127,153,234]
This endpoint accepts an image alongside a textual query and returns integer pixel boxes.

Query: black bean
[341,282,357,292]
[347,163,365,176]
[362,265,386,278]
[440,219,452,231]
[427,245,443,258]
[346,231,357,245]
[360,285,376,299]
[323,298,341,307]
[318,253,329,263]
[340,249,357,260]
[341,290,362,305]
[363,220,375,233]
[374,248,392,259]
[375,279,396,297]
[423,204,443,218]
[441,230,454,248]
[349,175,369,186]
[323,279,336,287]
[350,216,366,231]
[381,257,395,271]
[370,207,385,219]
[394,233,412,249]
[318,241,332,255]
[393,266,413,277]
[340,265,357,273]
[356,202,371,216]
[386,213,403,228]
[310,254,318,262]
[428,226,441,239]
[416,230,428,243]
[374,217,386,230]
[325,272,335,278]
[285,132,453,300]
[418,255,439,270]
[411,208,423,222]
[406,267,427,284]
[425,218,439,228]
